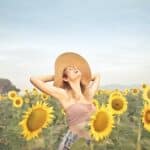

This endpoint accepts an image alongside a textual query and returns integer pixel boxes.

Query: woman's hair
[62,68,86,93]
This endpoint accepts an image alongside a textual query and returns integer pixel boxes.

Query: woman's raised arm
[30,74,68,103]
[30,74,54,82]
[84,73,100,100]
[90,73,100,96]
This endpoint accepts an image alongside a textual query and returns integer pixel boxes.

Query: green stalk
[136,120,141,150]
[90,142,94,150]
[114,115,121,149]
[116,116,120,141]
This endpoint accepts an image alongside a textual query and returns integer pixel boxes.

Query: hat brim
[53,52,92,88]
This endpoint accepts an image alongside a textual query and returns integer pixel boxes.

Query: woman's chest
[63,96,92,109]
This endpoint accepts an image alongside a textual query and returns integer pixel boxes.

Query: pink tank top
[65,103,96,127]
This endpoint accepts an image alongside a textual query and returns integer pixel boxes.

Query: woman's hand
[91,73,100,81]
[84,73,100,100]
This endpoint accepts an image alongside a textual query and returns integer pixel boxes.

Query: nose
[73,66,78,70]
[75,70,78,73]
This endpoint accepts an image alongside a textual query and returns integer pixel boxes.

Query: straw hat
[53,52,92,88]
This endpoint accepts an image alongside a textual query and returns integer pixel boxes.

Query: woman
[30,52,100,150]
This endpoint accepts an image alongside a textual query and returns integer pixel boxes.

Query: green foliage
[0,89,150,150]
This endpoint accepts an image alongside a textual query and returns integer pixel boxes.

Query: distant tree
[0,78,20,94]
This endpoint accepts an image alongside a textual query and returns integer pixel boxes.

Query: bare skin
[30,65,100,140]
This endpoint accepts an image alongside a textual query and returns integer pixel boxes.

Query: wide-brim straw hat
[53,52,92,88]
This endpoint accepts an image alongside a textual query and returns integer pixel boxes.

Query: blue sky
[0,0,150,90]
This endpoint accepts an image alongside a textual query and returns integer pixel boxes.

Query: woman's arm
[85,73,100,99]
[30,74,68,102]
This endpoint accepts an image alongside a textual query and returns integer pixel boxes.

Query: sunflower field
[0,84,150,150]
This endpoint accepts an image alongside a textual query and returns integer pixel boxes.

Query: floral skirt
[58,129,91,150]
[58,129,79,150]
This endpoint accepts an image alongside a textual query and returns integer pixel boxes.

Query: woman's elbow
[30,76,33,82]
[30,76,37,85]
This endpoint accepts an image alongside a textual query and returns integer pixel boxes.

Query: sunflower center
[16,99,21,105]
[93,111,108,132]
[145,110,150,123]
[147,90,150,99]
[43,95,47,99]
[112,98,123,111]
[143,84,146,88]
[133,89,138,93]
[27,108,47,131]
[11,93,15,97]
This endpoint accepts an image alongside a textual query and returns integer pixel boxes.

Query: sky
[0,0,150,90]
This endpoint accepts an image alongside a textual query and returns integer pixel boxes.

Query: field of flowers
[0,84,150,150]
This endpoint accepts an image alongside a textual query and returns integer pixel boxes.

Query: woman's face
[63,65,81,82]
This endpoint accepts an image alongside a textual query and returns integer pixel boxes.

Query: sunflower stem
[136,121,142,150]
[90,141,94,150]
[104,140,107,150]
[116,116,120,146]
[117,115,120,125]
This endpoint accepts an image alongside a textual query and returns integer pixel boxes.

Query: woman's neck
[69,81,83,100]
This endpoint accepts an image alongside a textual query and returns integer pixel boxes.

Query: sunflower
[61,108,66,116]
[109,91,122,98]
[104,90,112,96]
[108,95,128,115]
[142,83,147,89]
[131,88,139,95]
[25,89,29,93]
[24,98,30,104]
[40,93,49,101]
[32,88,38,96]
[92,99,100,110]
[19,101,55,140]
[8,90,18,100]
[13,96,24,108]
[100,89,104,94]
[123,89,129,96]
[95,90,101,96]
[89,105,114,141]
[0,94,3,101]
[142,104,150,132]
[124,88,129,93]
[143,86,150,103]
[122,92,127,96]
[98,90,101,95]
[24,89,30,95]
[101,89,111,95]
